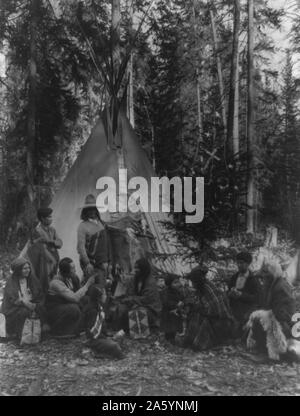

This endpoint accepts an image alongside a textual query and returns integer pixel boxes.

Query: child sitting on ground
[160,274,184,344]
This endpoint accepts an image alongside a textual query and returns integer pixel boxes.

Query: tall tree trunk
[151,124,156,171]
[27,0,38,203]
[233,40,239,156]
[111,0,126,220]
[127,53,135,128]
[0,71,5,233]
[246,0,255,234]
[0,134,4,236]
[126,1,135,128]
[196,68,203,146]
[192,0,203,165]
[111,0,121,93]
[144,103,156,170]
[112,0,121,41]
[111,0,121,140]
[227,0,240,158]
[265,225,278,248]
[283,51,294,227]
[210,8,227,137]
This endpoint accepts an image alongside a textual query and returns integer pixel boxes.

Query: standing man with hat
[77,194,111,289]
[27,207,63,295]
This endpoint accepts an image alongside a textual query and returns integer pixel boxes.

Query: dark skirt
[184,311,233,351]
[5,304,46,339]
[46,303,82,336]
[5,307,31,338]
[230,298,256,327]
[160,310,183,335]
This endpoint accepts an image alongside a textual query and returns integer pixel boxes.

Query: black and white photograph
[0,0,300,398]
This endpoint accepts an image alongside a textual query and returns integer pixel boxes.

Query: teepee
[50,0,192,277]
[51,110,186,276]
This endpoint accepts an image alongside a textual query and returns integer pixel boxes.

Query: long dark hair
[59,257,73,277]
[58,258,80,291]
[134,258,151,294]
[11,258,31,280]
[10,259,39,301]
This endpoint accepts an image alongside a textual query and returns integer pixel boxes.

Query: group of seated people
[1,239,298,362]
[159,251,297,361]
[0,197,298,361]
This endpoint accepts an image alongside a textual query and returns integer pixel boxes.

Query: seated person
[246,260,296,361]
[228,251,260,330]
[46,257,94,337]
[160,274,184,344]
[183,265,235,351]
[115,258,162,333]
[1,257,46,340]
[84,286,125,360]
[27,207,63,294]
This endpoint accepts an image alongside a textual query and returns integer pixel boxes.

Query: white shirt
[235,270,250,291]
[18,278,32,303]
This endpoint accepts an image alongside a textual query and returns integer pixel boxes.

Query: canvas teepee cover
[51,112,181,276]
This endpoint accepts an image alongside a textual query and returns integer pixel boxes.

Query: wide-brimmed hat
[79,194,98,210]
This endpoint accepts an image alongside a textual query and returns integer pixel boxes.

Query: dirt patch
[0,336,299,396]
